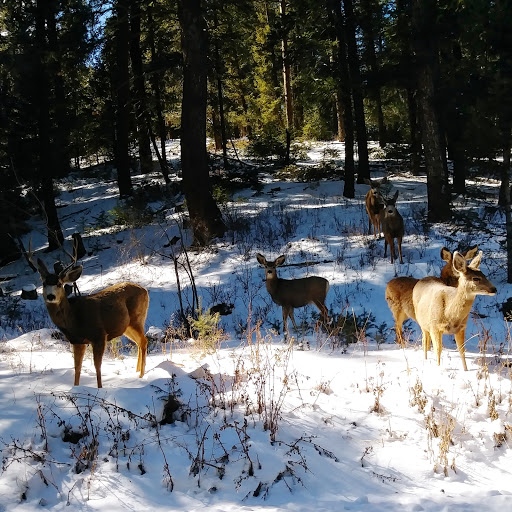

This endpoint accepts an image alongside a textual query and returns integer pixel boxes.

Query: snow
[0,141,511,511]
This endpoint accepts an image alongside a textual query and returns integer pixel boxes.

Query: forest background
[1,0,512,278]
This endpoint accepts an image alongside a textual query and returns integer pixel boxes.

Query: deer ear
[464,245,479,260]
[392,190,399,202]
[256,253,266,265]
[468,251,482,270]
[60,265,83,284]
[440,247,451,262]
[275,255,286,266]
[452,251,467,274]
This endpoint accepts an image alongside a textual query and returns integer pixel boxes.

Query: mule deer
[412,251,496,371]
[364,178,387,237]
[256,253,330,339]
[29,243,149,388]
[380,190,404,264]
[385,246,478,346]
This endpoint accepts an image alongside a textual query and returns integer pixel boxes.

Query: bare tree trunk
[129,0,153,175]
[280,0,293,164]
[212,8,228,168]
[360,0,386,147]
[412,0,450,221]
[35,0,64,250]
[147,4,170,183]
[343,0,370,183]
[178,0,225,245]
[327,0,354,198]
[114,0,133,198]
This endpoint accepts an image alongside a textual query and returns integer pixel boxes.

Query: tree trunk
[360,0,386,147]
[129,0,153,175]
[280,0,293,164]
[334,90,345,142]
[178,0,225,245]
[35,0,64,250]
[47,5,70,178]
[343,0,370,183]
[114,0,133,198]
[147,4,170,183]
[503,130,512,282]
[328,0,354,198]
[412,0,451,221]
[212,8,228,168]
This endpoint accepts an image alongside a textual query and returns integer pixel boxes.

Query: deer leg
[92,339,106,388]
[73,344,87,386]
[431,331,443,366]
[314,301,329,333]
[125,326,148,377]
[282,306,290,339]
[395,310,408,347]
[383,236,388,258]
[422,331,431,360]
[454,330,468,371]
[397,236,403,264]
[288,308,299,336]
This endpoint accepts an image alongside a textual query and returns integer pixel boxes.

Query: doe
[412,251,496,371]
[256,253,330,339]
[385,245,478,346]
[364,178,387,238]
[380,190,404,264]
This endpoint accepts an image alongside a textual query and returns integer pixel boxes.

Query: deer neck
[445,281,475,321]
[45,298,85,344]
[266,276,281,299]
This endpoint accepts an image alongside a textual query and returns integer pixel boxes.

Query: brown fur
[385,246,479,346]
[364,178,386,237]
[33,258,149,388]
[412,251,496,371]
[379,190,404,264]
[256,253,329,339]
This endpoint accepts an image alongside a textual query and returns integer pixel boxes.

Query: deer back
[269,276,329,308]
[45,282,149,344]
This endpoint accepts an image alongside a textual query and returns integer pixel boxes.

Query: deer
[28,242,149,388]
[256,253,330,339]
[412,250,496,371]
[385,245,478,347]
[380,190,404,264]
[364,178,387,238]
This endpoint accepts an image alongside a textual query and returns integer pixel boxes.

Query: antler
[27,239,51,277]
[58,235,80,277]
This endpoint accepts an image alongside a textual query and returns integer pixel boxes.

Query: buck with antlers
[412,250,496,371]
[385,246,478,347]
[29,241,149,388]
[256,253,330,339]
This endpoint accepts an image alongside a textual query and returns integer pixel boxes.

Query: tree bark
[114,0,133,198]
[146,4,170,183]
[412,0,451,221]
[129,0,153,175]
[359,0,386,147]
[35,0,64,250]
[280,0,293,164]
[343,0,370,183]
[178,0,225,245]
[328,0,354,198]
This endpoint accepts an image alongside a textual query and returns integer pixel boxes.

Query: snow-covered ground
[0,141,510,511]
